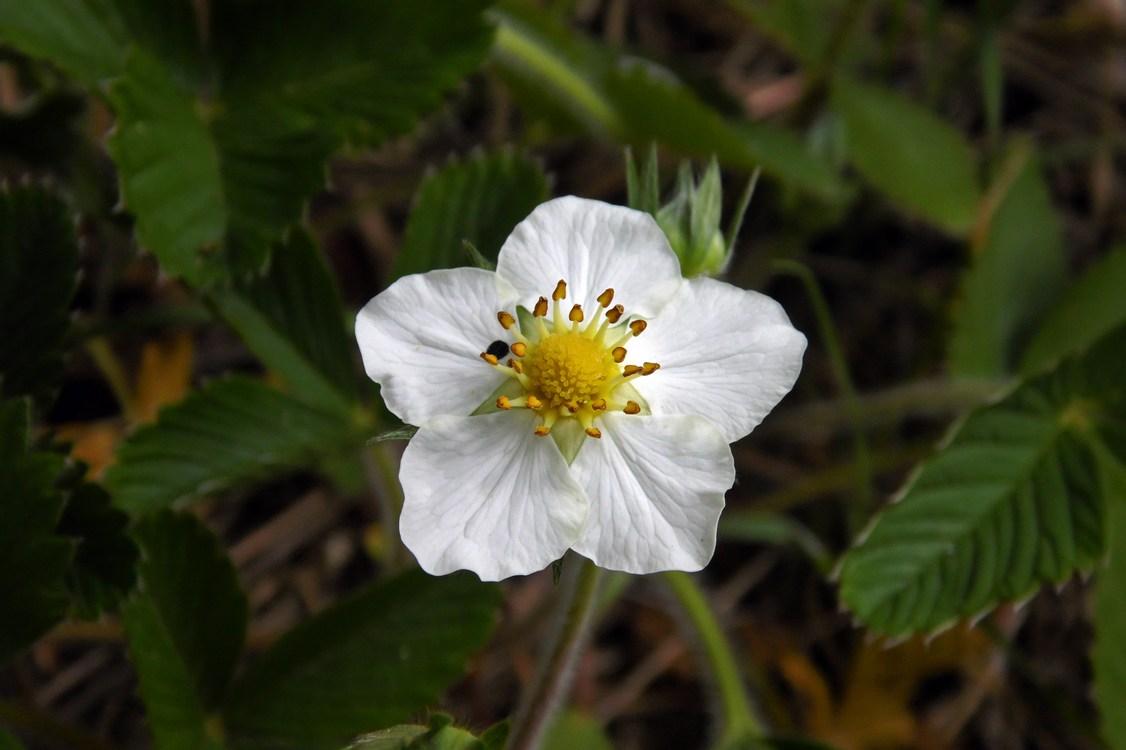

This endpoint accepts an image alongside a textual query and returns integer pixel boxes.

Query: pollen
[480,278,659,436]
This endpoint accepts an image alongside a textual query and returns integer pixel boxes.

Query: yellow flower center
[524,333,611,407]
[479,279,660,439]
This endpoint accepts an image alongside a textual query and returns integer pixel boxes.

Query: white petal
[399,411,589,581]
[628,277,806,442]
[571,412,733,574]
[496,196,682,318]
[355,268,517,425]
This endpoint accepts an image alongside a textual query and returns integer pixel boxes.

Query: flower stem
[661,570,763,746]
[507,557,603,750]
[771,258,872,535]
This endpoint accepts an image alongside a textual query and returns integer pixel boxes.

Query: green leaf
[727,0,843,67]
[831,76,981,233]
[1020,246,1126,374]
[0,186,79,403]
[346,714,486,750]
[209,0,493,148]
[113,0,207,89]
[123,511,247,750]
[0,0,129,86]
[837,326,1126,636]
[211,229,357,414]
[393,151,549,280]
[224,570,502,750]
[542,711,613,750]
[1093,458,1126,749]
[105,377,353,514]
[56,482,138,619]
[0,400,71,664]
[490,2,846,199]
[950,144,1067,377]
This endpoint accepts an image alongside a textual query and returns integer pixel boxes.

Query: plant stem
[662,571,762,746]
[507,557,603,750]
[771,258,872,534]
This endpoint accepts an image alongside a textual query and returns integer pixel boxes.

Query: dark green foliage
[394,151,550,280]
[56,481,138,619]
[223,570,502,750]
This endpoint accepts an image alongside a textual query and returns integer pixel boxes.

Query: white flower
[356,196,806,581]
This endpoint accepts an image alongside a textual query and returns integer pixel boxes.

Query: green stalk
[507,557,603,750]
[662,571,762,745]
[771,258,872,534]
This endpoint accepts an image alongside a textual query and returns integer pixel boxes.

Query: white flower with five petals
[356,196,806,581]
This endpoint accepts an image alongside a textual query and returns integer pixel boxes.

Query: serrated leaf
[393,151,550,280]
[0,400,72,663]
[0,186,79,403]
[0,0,129,86]
[223,570,502,750]
[950,144,1067,377]
[209,0,493,148]
[1020,246,1126,374]
[490,2,846,199]
[123,511,247,750]
[832,76,981,232]
[211,229,356,414]
[56,482,138,619]
[837,325,1126,636]
[105,377,353,514]
[346,715,484,750]
[542,711,613,750]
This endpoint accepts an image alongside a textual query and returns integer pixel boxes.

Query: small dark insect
[486,340,510,359]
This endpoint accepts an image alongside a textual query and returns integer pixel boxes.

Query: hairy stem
[507,557,603,750]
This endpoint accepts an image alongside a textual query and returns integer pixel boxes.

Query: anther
[496,395,511,410]
[510,359,524,374]
[533,297,549,317]
[552,279,567,301]
[497,311,515,330]
[623,365,642,377]
[597,288,615,307]
[591,398,607,411]
[563,400,580,414]
[480,352,499,366]
[526,395,543,409]
[629,320,647,336]
[641,362,660,375]
[624,401,641,415]
[585,427,602,439]
[605,305,624,323]
[569,304,584,323]
[511,342,527,357]
[534,425,551,437]
[611,346,627,363]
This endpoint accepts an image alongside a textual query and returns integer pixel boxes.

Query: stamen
[585,427,602,439]
[562,400,580,414]
[480,352,499,366]
[591,398,607,411]
[611,347,627,363]
[496,395,511,410]
[526,395,543,409]
[534,424,551,437]
[623,365,642,377]
[511,342,527,357]
[569,304,584,323]
[624,401,641,415]
[597,288,615,308]
[641,362,660,375]
[510,359,523,373]
[629,320,647,336]
[533,297,549,317]
[497,311,515,330]
[552,279,567,301]
[605,305,624,323]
